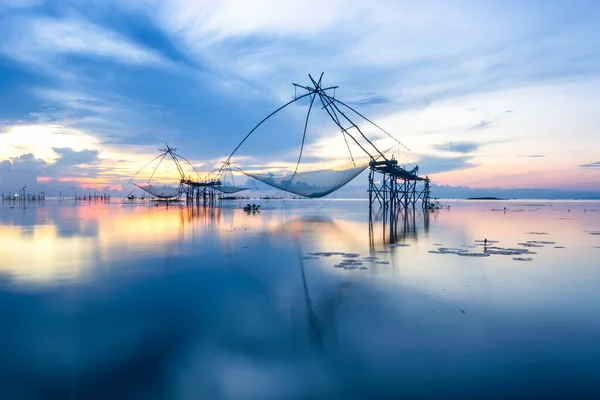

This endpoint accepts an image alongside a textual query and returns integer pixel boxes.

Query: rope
[332,97,410,152]
[223,92,312,168]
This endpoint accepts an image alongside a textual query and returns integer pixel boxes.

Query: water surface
[1,199,599,399]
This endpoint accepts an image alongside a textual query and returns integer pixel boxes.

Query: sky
[0,0,599,197]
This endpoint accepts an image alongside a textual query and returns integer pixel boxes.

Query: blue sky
[0,0,599,195]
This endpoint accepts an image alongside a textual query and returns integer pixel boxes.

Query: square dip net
[135,183,182,199]
[243,163,368,198]
[216,185,249,194]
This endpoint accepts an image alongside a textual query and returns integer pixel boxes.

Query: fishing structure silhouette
[129,73,432,214]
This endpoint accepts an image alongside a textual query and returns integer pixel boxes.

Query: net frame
[218,73,412,198]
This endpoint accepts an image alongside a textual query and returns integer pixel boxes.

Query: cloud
[1,148,127,194]
[0,124,102,161]
[0,15,174,80]
[579,161,600,169]
[0,154,47,192]
[469,119,494,130]
[414,155,478,175]
[433,141,480,154]
[52,148,100,166]
[0,160,11,172]
[9,153,47,170]
[115,0,600,105]
[517,154,546,158]
[348,94,392,107]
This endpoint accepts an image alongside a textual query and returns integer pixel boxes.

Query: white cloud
[33,18,166,64]
[97,0,595,107]
[155,0,353,40]
[0,15,173,79]
[0,124,98,161]
[0,123,158,172]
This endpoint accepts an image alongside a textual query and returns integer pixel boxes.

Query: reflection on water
[1,199,600,398]
[369,205,430,247]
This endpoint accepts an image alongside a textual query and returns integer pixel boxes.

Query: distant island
[467,197,507,200]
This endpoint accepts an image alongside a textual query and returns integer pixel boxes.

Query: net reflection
[280,214,363,247]
[279,215,359,351]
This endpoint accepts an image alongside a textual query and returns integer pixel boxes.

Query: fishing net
[243,163,368,198]
[135,183,182,199]
[217,185,249,194]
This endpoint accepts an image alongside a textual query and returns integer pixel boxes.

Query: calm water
[1,199,599,399]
